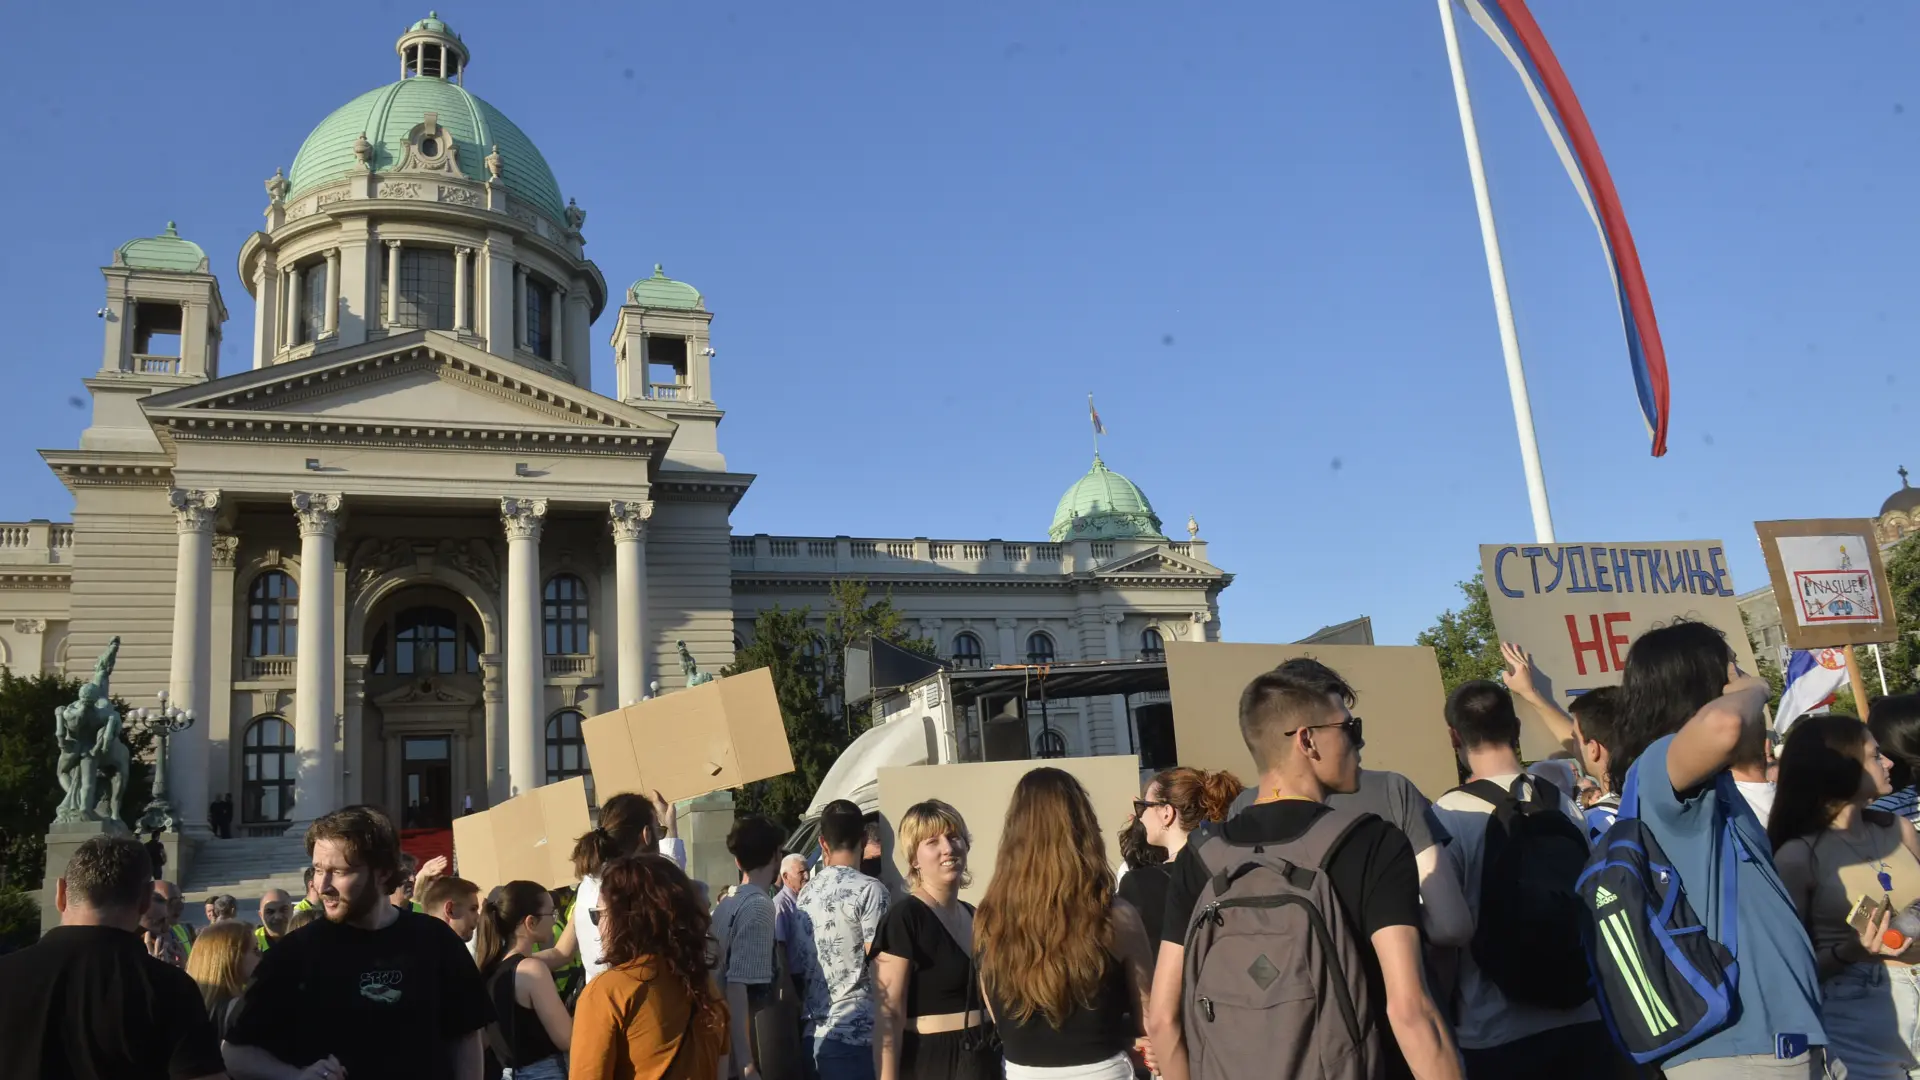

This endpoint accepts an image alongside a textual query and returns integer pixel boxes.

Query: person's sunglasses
[1132,798,1169,816]
[588,908,603,927]
[1284,716,1364,748]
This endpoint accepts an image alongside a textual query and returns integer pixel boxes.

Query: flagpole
[1436,0,1556,544]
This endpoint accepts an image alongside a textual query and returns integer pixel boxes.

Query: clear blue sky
[1,2,1913,647]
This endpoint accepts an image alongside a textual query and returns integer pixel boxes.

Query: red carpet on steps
[400,828,453,871]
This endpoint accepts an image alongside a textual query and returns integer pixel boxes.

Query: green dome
[116,222,208,273]
[409,12,453,33]
[628,264,704,309]
[285,77,566,224]
[1049,456,1165,543]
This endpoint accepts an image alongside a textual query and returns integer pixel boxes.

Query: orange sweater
[570,958,728,1080]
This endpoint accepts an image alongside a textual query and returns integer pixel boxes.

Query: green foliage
[0,885,38,946]
[0,668,152,892]
[1417,573,1505,694]
[724,582,931,829]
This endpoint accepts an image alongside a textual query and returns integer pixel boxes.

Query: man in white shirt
[1433,680,1620,1080]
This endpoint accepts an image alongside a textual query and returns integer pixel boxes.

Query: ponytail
[475,880,553,975]
[1151,766,1247,832]
[1196,769,1245,822]
[572,794,659,879]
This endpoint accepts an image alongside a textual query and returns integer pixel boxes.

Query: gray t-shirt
[1229,769,1450,853]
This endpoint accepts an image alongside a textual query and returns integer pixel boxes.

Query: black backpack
[1458,775,1594,1009]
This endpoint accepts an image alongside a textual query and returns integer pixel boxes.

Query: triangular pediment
[1093,548,1222,579]
[140,331,676,439]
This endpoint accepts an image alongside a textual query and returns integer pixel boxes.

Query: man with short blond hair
[418,874,483,943]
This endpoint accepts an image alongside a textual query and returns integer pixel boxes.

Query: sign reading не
[1478,540,1760,761]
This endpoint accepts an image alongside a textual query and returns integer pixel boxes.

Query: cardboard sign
[1756,519,1899,649]
[1164,641,1456,798]
[1479,540,1761,760]
[582,667,795,806]
[451,776,592,894]
[876,756,1141,904]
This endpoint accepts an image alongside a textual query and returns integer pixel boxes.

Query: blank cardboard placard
[1478,540,1760,761]
[876,756,1141,905]
[451,776,592,894]
[1165,641,1455,799]
[582,667,795,806]
[1755,519,1899,650]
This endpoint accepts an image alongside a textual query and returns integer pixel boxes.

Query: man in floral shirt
[793,800,890,1080]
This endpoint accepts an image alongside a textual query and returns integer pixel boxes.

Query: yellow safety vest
[170,924,192,956]
[255,926,275,953]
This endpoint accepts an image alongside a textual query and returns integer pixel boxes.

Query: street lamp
[132,689,195,835]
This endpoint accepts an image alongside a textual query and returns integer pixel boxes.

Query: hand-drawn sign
[1756,520,1899,649]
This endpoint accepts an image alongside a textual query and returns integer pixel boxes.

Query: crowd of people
[11,619,1920,1080]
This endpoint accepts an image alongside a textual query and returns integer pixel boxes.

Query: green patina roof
[628,265,704,309]
[409,11,455,34]
[1049,456,1166,543]
[286,77,566,224]
[116,222,208,273]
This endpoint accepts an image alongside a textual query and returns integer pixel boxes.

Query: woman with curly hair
[976,768,1156,1080]
[1117,767,1240,953]
[570,853,729,1080]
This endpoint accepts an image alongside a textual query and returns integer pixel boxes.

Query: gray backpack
[1181,807,1381,1080]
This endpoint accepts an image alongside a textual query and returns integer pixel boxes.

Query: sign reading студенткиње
[1479,541,1760,762]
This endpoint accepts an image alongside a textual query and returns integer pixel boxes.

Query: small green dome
[627,264,704,309]
[286,77,566,224]
[1049,456,1166,543]
[409,11,453,33]
[116,222,208,273]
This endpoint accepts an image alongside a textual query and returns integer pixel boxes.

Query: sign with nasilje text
[1478,540,1759,762]
[1755,519,1898,650]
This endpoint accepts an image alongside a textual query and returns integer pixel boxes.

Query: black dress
[868,895,1002,1080]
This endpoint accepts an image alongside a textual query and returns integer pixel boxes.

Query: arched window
[952,632,984,669]
[395,607,457,675]
[546,709,594,803]
[1035,728,1069,759]
[247,571,299,657]
[544,575,589,655]
[242,716,295,823]
[1026,632,1056,665]
[1141,627,1166,662]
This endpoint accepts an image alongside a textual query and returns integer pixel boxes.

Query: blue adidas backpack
[1575,764,1743,1064]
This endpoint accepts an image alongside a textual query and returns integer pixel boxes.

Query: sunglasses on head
[1284,715,1364,748]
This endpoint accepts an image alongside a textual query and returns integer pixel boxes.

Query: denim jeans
[1664,1047,1847,1079]
[1821,962,1920,1080]
[814,1037,875,1080]
[501,1055,567,1080]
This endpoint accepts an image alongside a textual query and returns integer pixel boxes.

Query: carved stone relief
[377,181,423,199]
[438,185,482,207]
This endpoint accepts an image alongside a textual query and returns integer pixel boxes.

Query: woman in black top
[871,799,1001,1080]
[1117,767,1241,947]
[476,881,571,1080]
[976,768,1157,1080]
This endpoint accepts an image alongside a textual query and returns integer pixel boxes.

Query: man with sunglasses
[1146,657,1462,1080]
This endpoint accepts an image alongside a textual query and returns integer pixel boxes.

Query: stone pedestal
[40,819,133,937]
[678,790,737,900]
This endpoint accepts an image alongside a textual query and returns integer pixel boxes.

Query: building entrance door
[401,735,453,829]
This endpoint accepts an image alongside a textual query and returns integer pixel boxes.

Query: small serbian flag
[1778,648,1848,732]
[1457,0,1671,457]
[1088,394,1105,436]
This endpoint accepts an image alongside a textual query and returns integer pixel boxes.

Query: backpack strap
[1189,806,1376,897]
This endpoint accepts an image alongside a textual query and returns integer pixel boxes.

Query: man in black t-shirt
[223,805,492,1080]
[1145,658,1463,1080]
[0,832,227,1080]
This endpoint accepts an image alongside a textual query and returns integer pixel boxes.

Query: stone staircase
[181,835,310,901]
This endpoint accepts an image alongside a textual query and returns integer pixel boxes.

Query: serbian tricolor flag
[1458,0,1671,457]
[1088,394,1105,436]
[1777,648,1848,732]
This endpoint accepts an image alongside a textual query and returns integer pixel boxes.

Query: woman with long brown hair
[184,919,258,1039]
[570,853,730,1080]
[976,768,1156,1080]
[1117,767,1241,948]
[475,881,571,1080]
[538,790,682,987]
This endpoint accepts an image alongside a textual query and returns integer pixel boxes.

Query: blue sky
[1,2,1913,646]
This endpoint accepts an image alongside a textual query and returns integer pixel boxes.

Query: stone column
[342,655,369,805]
[609,500,652,706]
[501,497,547,797]
[549,287,564,362]
[384,241,402,329]
[323,249,340,337]
[995,618,1020,665]
[284,264,302,348]
[167,489,220,836]
[210,535,239,808]
[1189,610,1212,645]
[513,266,528,350]
[1104,612,1130,756]
[453,247,470,331]
[290,492,343,824]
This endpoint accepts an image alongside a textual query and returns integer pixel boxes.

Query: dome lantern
[397,11,469,83]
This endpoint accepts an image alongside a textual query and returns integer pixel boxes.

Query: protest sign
[451,775,592,894]
[876,755,1140,904]
[1755,519,1898,650]
[1164,641,1455,798]
[1479,540,1760,760]
[582,667,795,806]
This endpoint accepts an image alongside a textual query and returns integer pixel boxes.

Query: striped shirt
[1873,785,1920,829]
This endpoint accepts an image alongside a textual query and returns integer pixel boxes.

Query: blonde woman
[871,800,1001,1080]
[977,768,1155,1080]
[184,919,259,1039]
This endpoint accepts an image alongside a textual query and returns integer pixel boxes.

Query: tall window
[395,607,458,674]
[526,280,551,358]
[242,716,295,823]
[543,575,589,654]
[392,248,456,330]
[547,708,592,778]
[1141,627,1165,662]
[297,263,329,344]
[247,572,299,656]
[952,632,984,669]
[1026,632,1056,665]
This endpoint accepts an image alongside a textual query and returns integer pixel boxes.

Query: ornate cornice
[0,569,71,589]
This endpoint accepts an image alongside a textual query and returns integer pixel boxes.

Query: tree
[1417,573,1505,694]
[724,582,932,828]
